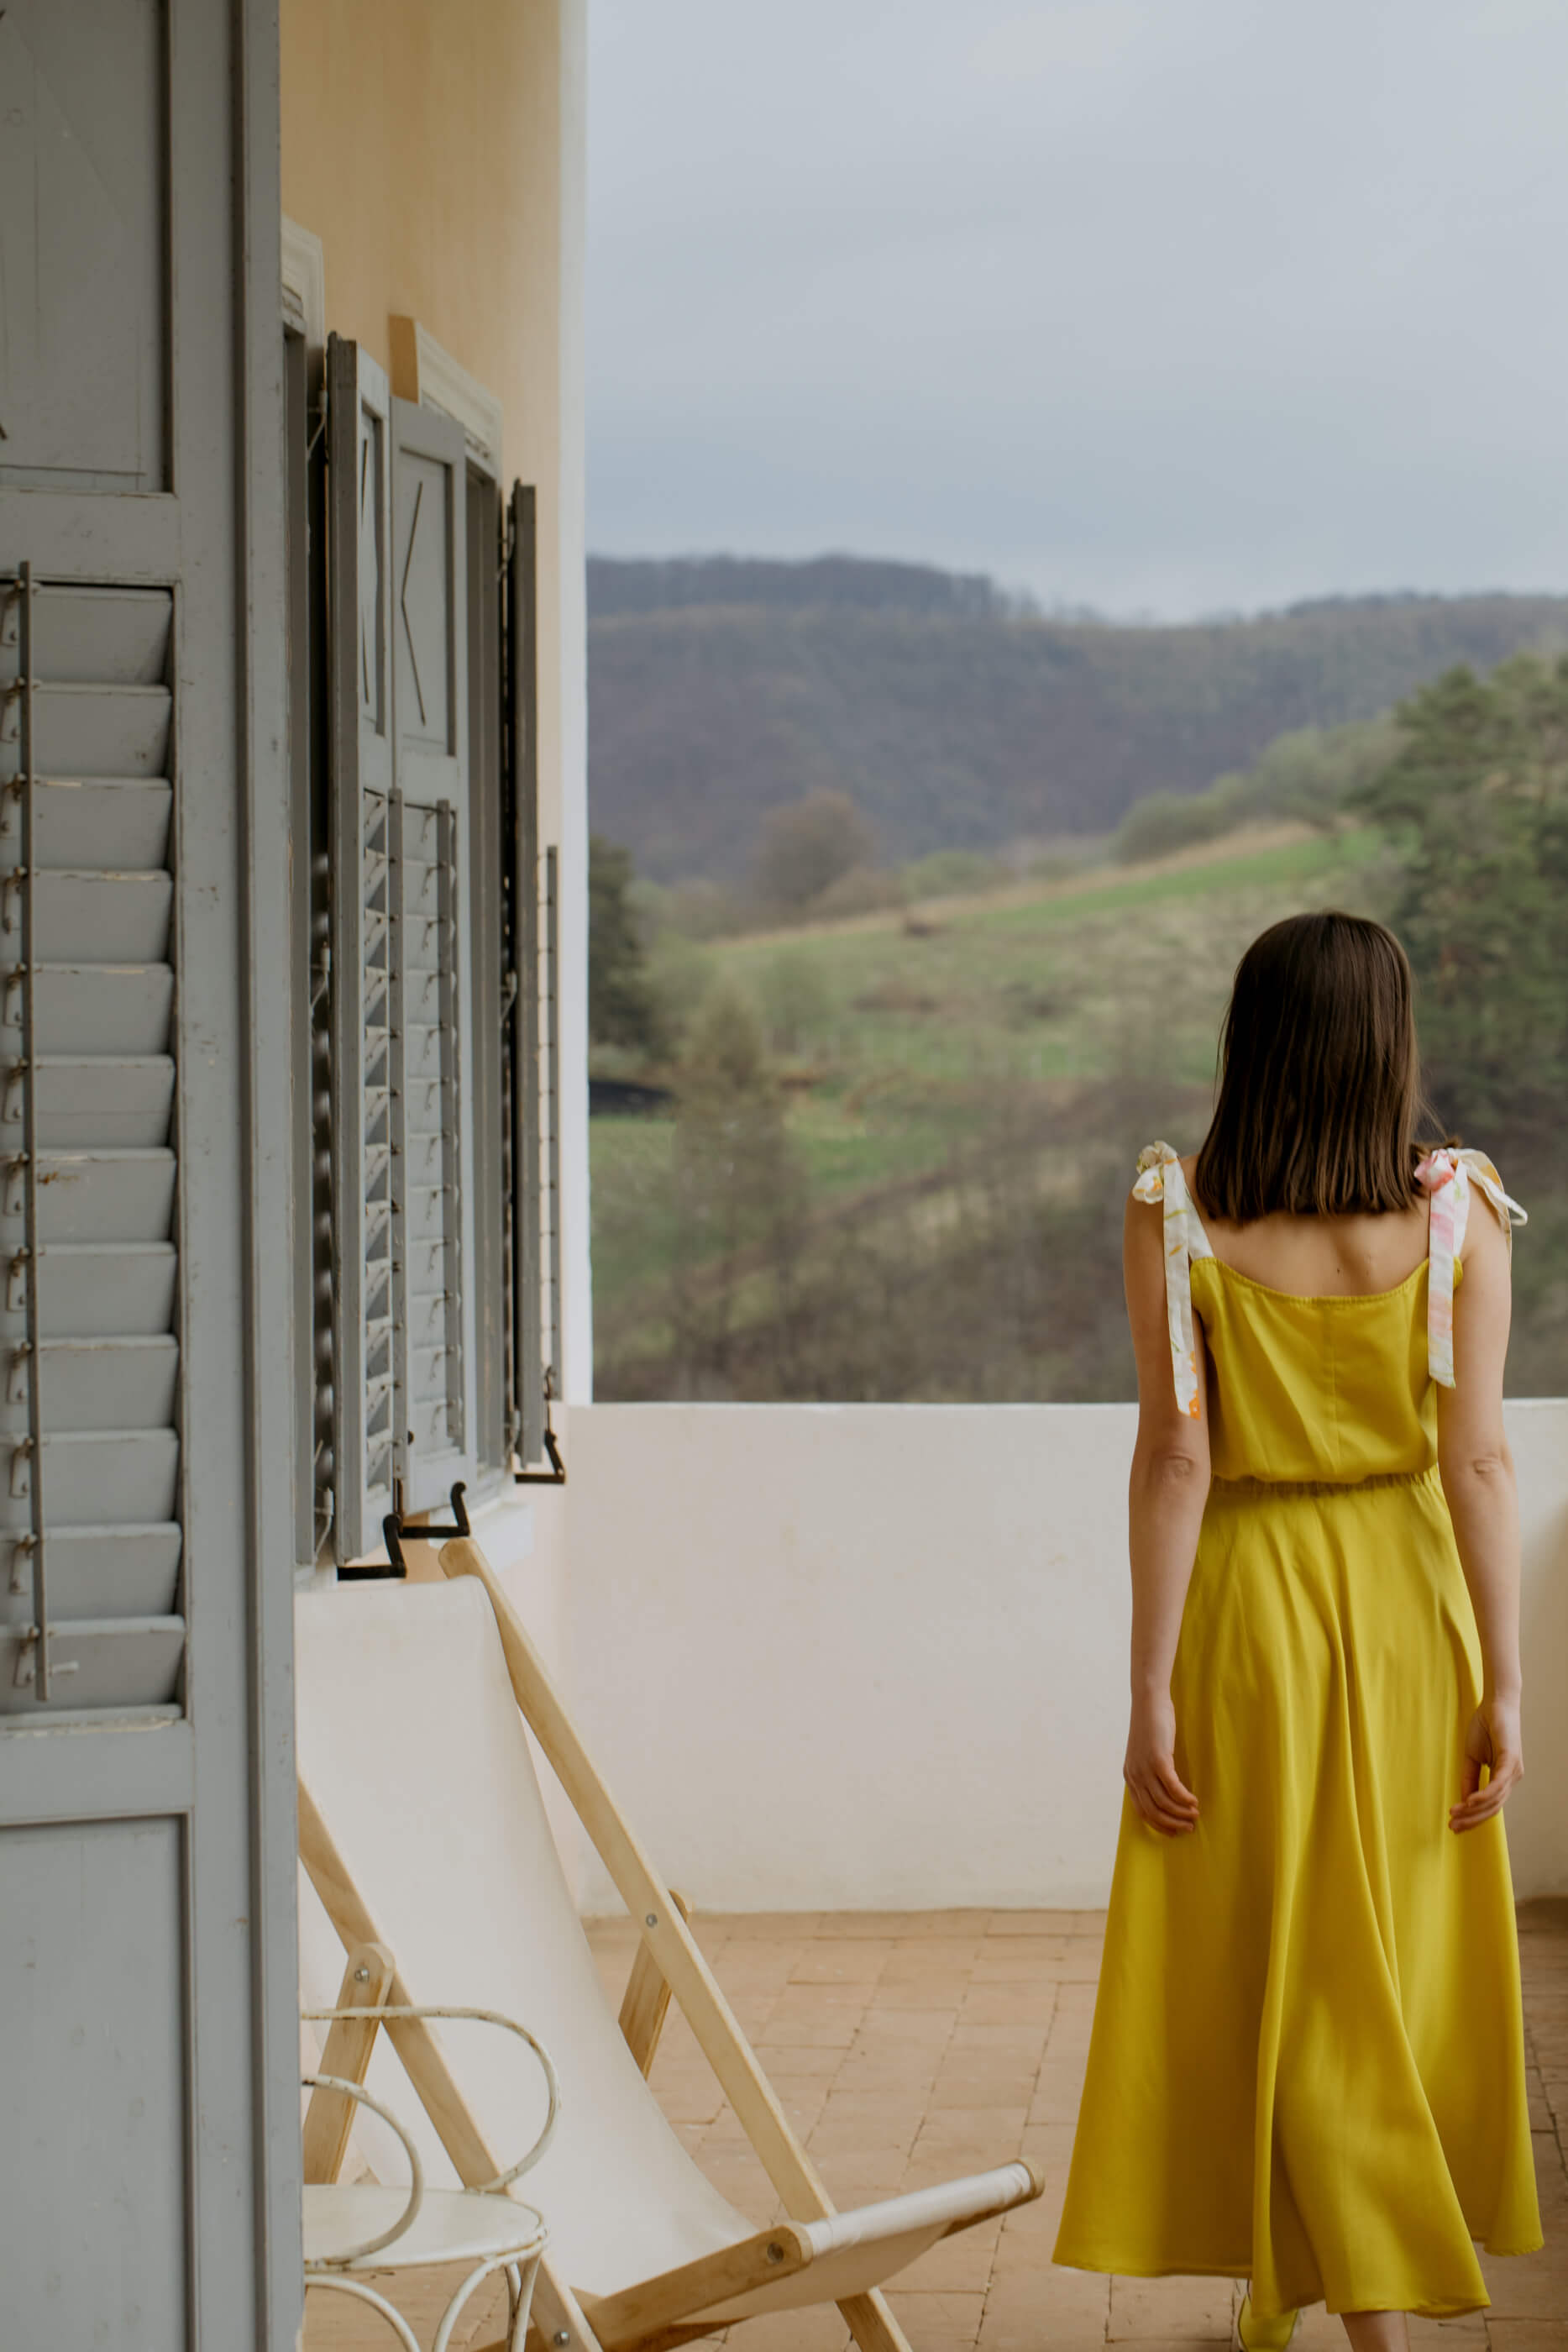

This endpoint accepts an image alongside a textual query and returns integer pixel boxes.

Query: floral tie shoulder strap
[1413,1146,1528,1389]
[1131,1141,1214,1418]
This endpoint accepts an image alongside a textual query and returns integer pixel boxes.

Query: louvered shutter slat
[0,683,173,780]
[24,1526,181,1621]
[0,1620,185,1717]
[23,872,173,963]
[18,1058,176,1149]
[36,1244,178,1336]
[20,586,172,686]
[0,574,181,1711]
[17,966,173,1056]
[35,1337,180,1431]
[3,1431,180,1526]
[32,1150,176,1243]
[0,780,172,869]
[405,1181,454,1242]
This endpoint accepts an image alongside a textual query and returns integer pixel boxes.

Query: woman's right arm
[1122,1190,1209,1836]
[1436,1194,1524,1832]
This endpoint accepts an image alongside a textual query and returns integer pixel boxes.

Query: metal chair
[302,1971,554,2351]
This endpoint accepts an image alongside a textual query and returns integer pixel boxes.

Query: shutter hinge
[12,1629,77,1690]
[514,1368,567,1487]
[338,1478,471,1583]
[306,376,329,466]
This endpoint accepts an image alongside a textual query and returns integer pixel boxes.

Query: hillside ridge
[586,558,1568,883]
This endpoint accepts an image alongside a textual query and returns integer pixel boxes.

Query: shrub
[643,930,714,1059]
[754,950,834,1056]
[904,848,1010,901]
[809,864,905,921]
[753,790,875,911]
[1113,787,1239,864]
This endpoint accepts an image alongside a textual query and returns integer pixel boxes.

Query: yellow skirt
[1053,1467,1541,2318]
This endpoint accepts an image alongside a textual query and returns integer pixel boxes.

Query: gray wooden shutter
[506,483,547,1467]
[466,470,507,1475]
[1,8,302,2339]
[326,336,396,1562]
[328,361,480,1553]
[390,397,478,1515]
[0,572,183,1711]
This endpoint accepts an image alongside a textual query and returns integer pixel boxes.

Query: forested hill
[585,558,1568,883]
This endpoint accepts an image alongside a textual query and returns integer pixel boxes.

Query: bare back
[1180,1152,1431,1299]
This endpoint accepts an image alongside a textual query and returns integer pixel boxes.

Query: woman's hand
[1449,1693,1523,1833]
[1124,1689,1199,1836]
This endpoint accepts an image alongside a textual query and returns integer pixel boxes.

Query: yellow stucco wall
[280,0,573,858]
[280,0,592,1401]
[280,0,561,486]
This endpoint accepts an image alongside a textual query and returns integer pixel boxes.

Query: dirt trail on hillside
[729,821,1320,952]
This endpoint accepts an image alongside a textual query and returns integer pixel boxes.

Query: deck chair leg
[301,1940,396,2185]
[618,1889,690,2076]
[840,2286,916,2352]
[515,2253,606,2352]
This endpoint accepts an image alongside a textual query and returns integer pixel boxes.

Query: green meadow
[590,824,1397,1379]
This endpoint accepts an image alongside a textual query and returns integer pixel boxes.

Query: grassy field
[590,823,1406,1390]
[713,822,1387,1089]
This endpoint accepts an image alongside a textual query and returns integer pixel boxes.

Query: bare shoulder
[1123,1181,1163,1254]
[1461,1178,1512,1273]
[1181,1151,1231,1238]
[1123,1180,1169,1317]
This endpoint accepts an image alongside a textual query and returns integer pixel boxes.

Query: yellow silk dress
[1053,1145,1542,2319]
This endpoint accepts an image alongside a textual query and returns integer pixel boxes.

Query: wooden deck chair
[295,1540,1041,2352]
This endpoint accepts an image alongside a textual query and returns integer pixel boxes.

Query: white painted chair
[301,1984,552,2352]
[294,1541,1042,2352]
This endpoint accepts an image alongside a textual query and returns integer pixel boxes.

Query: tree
[1361,656,1568,1131]
[589,832,663,1056]
[669,988,805,1391]
[753,791,875,912]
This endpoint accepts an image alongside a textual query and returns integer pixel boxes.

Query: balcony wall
[517,1400,1568,1914]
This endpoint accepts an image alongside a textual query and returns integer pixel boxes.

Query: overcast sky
[586,2,1568,621]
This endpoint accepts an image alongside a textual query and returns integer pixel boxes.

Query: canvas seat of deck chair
[294,1557,1041,2351]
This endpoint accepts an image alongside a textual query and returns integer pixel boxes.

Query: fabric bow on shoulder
[1131,1142,1214,1419]
[1414,1147,1527,1389]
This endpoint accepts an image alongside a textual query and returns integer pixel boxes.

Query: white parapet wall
[558,1400,1568,1914]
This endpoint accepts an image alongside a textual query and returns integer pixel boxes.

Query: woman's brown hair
[1194,911,1434,1222]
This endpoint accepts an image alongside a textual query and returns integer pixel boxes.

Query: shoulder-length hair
[1194,911,1433,1222]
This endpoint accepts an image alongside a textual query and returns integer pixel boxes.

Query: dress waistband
[1209,1464,1441,1501]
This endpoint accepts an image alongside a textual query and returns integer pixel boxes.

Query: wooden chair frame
[298,1536,1038,2352]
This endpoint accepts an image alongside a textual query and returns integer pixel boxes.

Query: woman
[1053,911,1542,2349]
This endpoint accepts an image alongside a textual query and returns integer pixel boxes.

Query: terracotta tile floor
[303,1902,1568,2352]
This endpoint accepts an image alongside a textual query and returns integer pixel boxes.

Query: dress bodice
[1131,1141,1525,1487]
[1191,1255,1439,1483]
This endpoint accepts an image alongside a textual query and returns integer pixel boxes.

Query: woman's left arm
[1123,1190,1211,1835]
